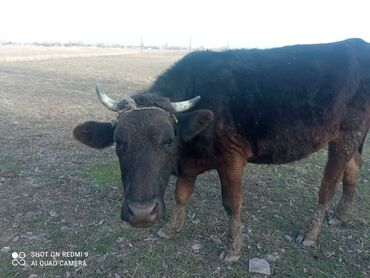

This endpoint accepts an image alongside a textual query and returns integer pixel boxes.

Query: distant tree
[225,41,230,49]
[96,42,106,48]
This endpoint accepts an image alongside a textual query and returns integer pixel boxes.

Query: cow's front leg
[217,159,245,262]
[158,176,196,239]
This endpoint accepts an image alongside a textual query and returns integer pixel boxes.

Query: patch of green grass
[0,258,12,278]
[88,162,120,186]
[0,162,18,172]
[95,237,115,254]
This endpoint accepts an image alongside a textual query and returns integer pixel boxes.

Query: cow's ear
[177,109,214,141]
[73,121,115,149]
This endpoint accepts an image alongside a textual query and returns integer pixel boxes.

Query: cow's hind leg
[158,176,195,239]
[328,151,362,225]
[296,141,346,246]
[296,122,368,246]
[329,130,368,225]
[217,158,245,262]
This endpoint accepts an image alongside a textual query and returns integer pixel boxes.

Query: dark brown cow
[74,38,370,261]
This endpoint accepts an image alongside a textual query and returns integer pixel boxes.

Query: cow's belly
[249,124,339,164]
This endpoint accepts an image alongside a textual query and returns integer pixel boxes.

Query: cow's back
[149,39,370,163]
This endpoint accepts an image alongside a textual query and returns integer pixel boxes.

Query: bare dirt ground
[0,46,369,277]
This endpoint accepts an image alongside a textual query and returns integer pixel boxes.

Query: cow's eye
[162,138,174,148]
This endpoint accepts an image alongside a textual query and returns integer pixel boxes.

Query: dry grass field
[0,45,141,62]
[0,45,369,277]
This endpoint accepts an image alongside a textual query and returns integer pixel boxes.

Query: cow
[73,38,370,262]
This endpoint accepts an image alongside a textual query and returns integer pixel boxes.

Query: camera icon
[11,252,26,266]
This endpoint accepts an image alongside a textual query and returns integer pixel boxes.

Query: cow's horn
[96,85,120,112]
[171,96,201,112]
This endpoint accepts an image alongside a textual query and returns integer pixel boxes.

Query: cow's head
[73,86,213,227]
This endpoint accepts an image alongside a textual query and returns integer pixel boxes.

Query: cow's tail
[358,126,369,154]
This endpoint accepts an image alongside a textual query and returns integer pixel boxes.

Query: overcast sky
[1,0,369,48]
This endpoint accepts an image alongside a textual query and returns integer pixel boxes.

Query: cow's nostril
[150,202,159,216]
[124,198,164,227]
[126,203,134,219]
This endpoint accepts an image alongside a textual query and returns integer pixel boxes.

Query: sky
[0,0,369,49]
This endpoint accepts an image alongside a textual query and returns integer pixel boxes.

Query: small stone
[326,251,335,257]
[97,254,107,263]
[28,275,39,278]
[249,258,271,275]
[358,218,368,225]
[12,236,19,242]
[22,263,31,272]
[267,252,280,262]
[26,232,33,236]
[116,237,125,243]
[210,235,222,245]
[49,210,57,217]
[143,237,156,243]
[191,243,202,252]
[1,247,10,253]
[284,235,293,241]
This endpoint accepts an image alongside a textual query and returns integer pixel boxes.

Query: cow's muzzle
[121,197,165,227]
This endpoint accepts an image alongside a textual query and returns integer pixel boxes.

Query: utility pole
[140,35,144,50]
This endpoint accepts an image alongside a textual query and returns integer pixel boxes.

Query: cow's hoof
[295,234,316,247]
[302,239,316,247]
[157,227,175,239]
[328,217,343,226]
[219,250,240,262]
[295,234,304,244]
